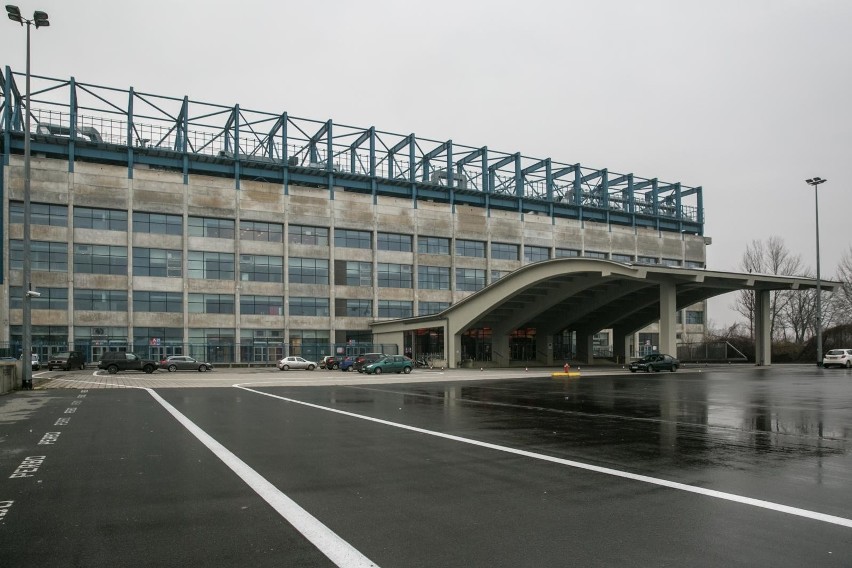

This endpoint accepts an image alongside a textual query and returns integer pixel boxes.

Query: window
[133,248,182,277]
[662,258,682,267]
[456,268,486,291]
[456,239,485,258]
[611,254,633,263]
[555,248,580,258]
[74,289,128,311]
[10,240,68,272]
[377,263,413,288]
[10,286,68,310]
[188,293,235,314]
[686,311,705,324]
[337,299,372,317]
[377,232,412,252]
[240,295,284,316]
[188,251,235,280]
[240,255,283,282]
[419,302,449,316]
[491,270,509,282]
[418,236,450,255]
[188,217,235,238]
[335,228,371,249]
[524,246,550,263]
[418,265,450,290]
[74,245,128,275]
[133,212,183,235]
[10,201,67,226]
[240,220,283,243]
[685,260,705,269]
[378,300,413,318]
[492,242,519,261]
[73,207,127,231]
[289,258,329,284]
[290,297,330,316]
[584,251,607,259]
[636,256,659,265]
[289,224,328,245]
[133,291,183,313]
[344,261,372,286]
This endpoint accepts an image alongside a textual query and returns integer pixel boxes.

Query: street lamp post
[806,177,827,367]
[6,5,50,389]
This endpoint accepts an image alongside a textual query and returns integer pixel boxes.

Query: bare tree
[833,245,852,324]
[733,237,804,339]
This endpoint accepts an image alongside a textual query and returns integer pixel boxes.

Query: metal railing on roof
[1,65,703,234]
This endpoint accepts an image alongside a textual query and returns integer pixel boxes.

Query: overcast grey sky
[3,0,850,327]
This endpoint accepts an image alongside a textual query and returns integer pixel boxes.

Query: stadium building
[1,67,710,366]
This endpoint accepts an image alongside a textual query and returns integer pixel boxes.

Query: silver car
[277,356,317,371]
[159,355,213,372]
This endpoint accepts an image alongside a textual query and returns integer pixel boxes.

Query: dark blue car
[338,356,356,372]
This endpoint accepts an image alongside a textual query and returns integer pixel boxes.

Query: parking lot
[2,364,851,566]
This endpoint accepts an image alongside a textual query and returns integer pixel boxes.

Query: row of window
[9,285,705,322]
[9,203,704,267]
[11,325,333,344]
[8,286,450,317]
[10,240,703,284]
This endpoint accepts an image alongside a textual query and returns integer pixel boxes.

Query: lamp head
[806,177,826,187]
[5,4,23,24]
[33,9,48,27]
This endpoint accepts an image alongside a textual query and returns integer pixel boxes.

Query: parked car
[338,356,357,372]
[98,351,158,374]
[159,355,213,372]
[320,356,340,370]
[629,353,679,373]
[20,353,40,370]
[353,353,386,373]
[47,351,86,371]
[364,355,413,375]
[277,356,317,371]
[823,349,852,369]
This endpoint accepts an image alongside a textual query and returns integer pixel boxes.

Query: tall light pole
[806,177,826,367]
[6,5,50,388]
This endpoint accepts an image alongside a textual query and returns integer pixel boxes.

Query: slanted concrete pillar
[543,334,555,366]
[754,289,772,366]
[613,327,632,365]
[659,281,677,356]
[575,330,594,365]
[491,333,510,366]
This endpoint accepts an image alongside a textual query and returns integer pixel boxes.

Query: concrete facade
[2,154,708,363]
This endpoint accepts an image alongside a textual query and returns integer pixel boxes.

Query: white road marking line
[235,384,852,530]
[143,388,379,568]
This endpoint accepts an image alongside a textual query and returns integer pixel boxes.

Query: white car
[277,356,317,371]
[822,349,852,369]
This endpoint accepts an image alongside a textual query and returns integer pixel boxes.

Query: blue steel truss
[1,66,704,238]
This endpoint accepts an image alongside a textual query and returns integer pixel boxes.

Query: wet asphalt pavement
[1,364,851,566]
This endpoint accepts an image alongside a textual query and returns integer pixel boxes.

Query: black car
[48,351,86,371]
[629,353,679,373]
[98,351,158,374]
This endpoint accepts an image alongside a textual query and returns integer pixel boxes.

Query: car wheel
[144,365,155,374]
[403,366,411,374]
[647,365,655,372]
[168,365,177,372]
[107,365,119,374]
[80,363,85,370]
[332,364,339,370]
[630,369,636,373]
[308,364,316,370]
[198,365,207,372]
[671,365,678,372]
[283,365,290,371]
[846,361,851,369]
[374,367,382,374]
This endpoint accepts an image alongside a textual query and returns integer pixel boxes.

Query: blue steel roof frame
[0,66,704,235]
